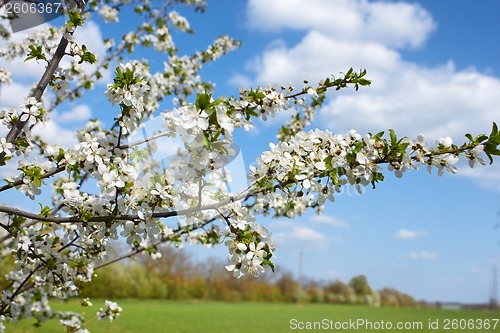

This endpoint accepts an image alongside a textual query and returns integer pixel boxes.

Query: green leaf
[202,131,211,149]
[489,122,500,142]
[357,78,371,86]
[33,177,41,187]
[485,143,500,156]
[246,108,258,118]
[323,156,332,169]
[207,97,223,108]
[196,93,212,110]
[484,142,500,164]
[68,11,84,28]
[39,203,51,217]
[25,45,46,63]
[46,257,57,270]
[485,153,494,165]
[80,45,96,64]
[56,148,65,163]
[263,259,275,272]
[248,89,266,101]
[374,131,385,140]
[81,211,93,223]
[12,216,26,229]
[398,142,410,152]
[475,134,488,143]
[389,129,397,145]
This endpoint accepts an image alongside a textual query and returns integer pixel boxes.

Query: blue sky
[186,0,500,303]
[1,0,500,303]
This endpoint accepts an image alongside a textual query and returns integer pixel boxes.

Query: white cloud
[0,117,77,179]
[271,221,330,249]
[328,270,345,278]
[0,19,110,109]
[229,72,252,88]
[0,82,34,107]
[240,0,500,189]
[0,20,87,84]
[32,119,77,148]
[0,157,21,180]
[0,57,45,83]
[281,226,335,249]
[321,63,500,141]
[246,0,435,49]
[456,163,500,191]
[310,215,350,229]
[73,21,107,61]
[0,22,51,106]
[408,251,438,260]
[0,19,107,147]
[290,226,328,242]
[243,29,500,142]
[250,31,401,87]
[395,229,428,240]
[58,104,92,123]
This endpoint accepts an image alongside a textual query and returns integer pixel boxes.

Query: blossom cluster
[0,68,11,86]
[2,221,96,324]
[0,0,498,332]
[225,223,275,278]
[105,63,151,134]
[0,97,46,165]
[97,300,123,321]
[0,27,59,62]
[55,299,121,333]
[249,129,492,218]
[98,5,119,23]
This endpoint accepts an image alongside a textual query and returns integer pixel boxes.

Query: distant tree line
[73,246,419,307]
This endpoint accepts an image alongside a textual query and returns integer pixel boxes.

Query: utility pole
[490,266,498,309]
[492,210,500,309]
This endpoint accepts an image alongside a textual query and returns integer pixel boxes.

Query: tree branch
[0,179,261,224]
[46,0,171,113]
[0,36,69,164]
[0,166,65,193]
[117,130,172,150]
[0,1,90,165]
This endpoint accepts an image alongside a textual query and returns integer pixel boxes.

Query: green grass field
[6,300,500,332]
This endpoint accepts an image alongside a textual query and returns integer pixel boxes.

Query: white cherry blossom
[0,1,496,332]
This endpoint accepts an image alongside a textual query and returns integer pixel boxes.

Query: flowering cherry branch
[0,0,499,331]
[0,179,260,223]
[0,5,90,166]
